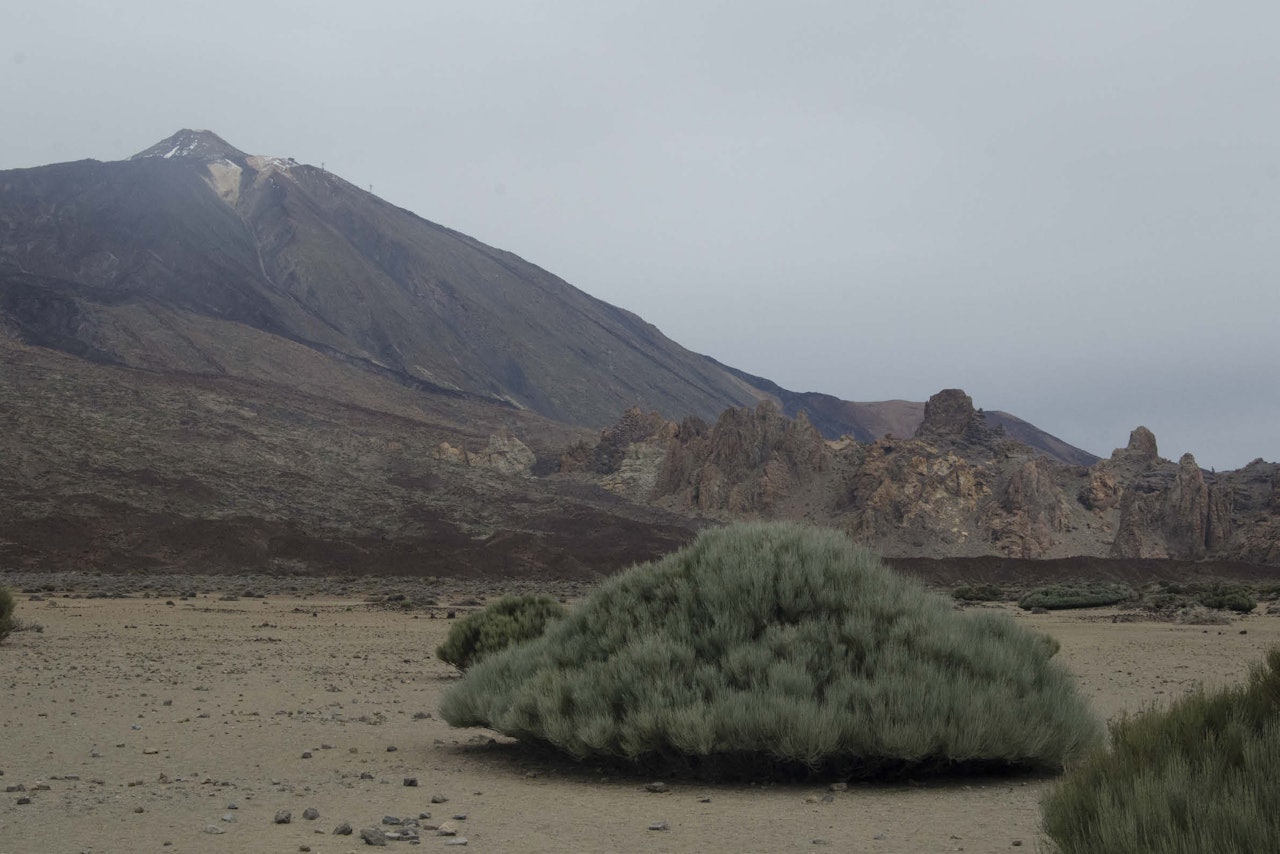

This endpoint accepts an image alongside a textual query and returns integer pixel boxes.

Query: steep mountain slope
[1,129,1096,464]
[0,129,769,427]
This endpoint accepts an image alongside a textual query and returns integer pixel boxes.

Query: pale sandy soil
[2,584,1277,854]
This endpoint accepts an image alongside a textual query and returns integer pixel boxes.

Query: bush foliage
[441,522,1102,779]
[0,586,14,644]
[952,583,1006,602]
[1042,648,1280,853]
[1019,582,1133,611]
[435,594,566,670]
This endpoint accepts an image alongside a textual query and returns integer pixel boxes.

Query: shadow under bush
[440,522,1102,780]
[1042,648,1280,854]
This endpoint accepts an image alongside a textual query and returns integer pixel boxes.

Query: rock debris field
[2,572,1278,854]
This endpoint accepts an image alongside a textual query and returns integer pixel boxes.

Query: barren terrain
[2,576,1278,854]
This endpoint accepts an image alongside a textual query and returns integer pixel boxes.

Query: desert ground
[2,573,1278,854]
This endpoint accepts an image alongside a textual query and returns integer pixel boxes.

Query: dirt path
[2,587,1277,854]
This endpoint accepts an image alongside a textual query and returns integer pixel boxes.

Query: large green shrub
[435,594,567,670]
[1019,582,1132,611]
[440,522,1101,779]
[0,586,15,643]
[1042,648,1280,853]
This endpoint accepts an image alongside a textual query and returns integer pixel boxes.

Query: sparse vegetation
[440,522,1102,779]
[952,583,1006,602]
[0,585,15,643]
[1041,648,1280,854]
[1019,582,1133,611]
[435,594,567,671]
[1139,581,1258,615]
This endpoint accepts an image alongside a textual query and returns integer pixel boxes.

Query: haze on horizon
[4,2,1277,471]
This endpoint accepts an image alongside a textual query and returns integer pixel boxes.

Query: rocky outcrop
[436,435,537,476]
[654,401,831,515]
[559,407,673,475]
[1110,452,1232,560]
[565,391,1280,565]
[981,457,1072,558]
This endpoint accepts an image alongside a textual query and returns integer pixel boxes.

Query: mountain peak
[130,129,248,163]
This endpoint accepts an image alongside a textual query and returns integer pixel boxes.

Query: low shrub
[952,583,1006,602]
[1139,581,1258,615]
[1041,647,1280,853]
[1019,582,1132,611]
[441,522,1101,779]
[0,586,15,643]
[1196,584,1257,614]
[435,594,566,670]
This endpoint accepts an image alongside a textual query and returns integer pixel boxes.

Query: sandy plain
[2,576,1278,854]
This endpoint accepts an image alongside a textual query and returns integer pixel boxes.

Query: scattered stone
[648,821,670,831]
[451,814,468,821]
[436,822,459,836]
[382,815,403,825]
[134,806,145,814]
[445,840,468,847]
[386,745,398,752]
[1012,842,1023,847]
[303,807,320,820]
[333,821,353,835]
[645,781,670,793]
[221,813,236,823]
[404,776,418,787]
[359,826,388,846]
[430,793,449,804]
[203,824,225,834]
[359,771,374,779]
[828,782,848,792]
[274,809,292,824]
[16,796,32,805]
[698,796,712,803]
[301,751,313,759]
[418,812,431,820]
[227,802,239,809]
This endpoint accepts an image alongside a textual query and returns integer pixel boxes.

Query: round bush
[435,594,566,670]
[1042,648,1280,853]
[440,522,1102,779]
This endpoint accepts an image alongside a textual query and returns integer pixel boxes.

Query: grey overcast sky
[3,2,1277,469]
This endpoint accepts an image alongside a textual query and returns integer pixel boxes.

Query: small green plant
[1042,647,1280,853]
[435,594,566,670]
[952,583,1006,602]
[441,522,1101,779]
[1196,583,1257,613]
[0,586,15,643]
[1019,582,1132,611]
